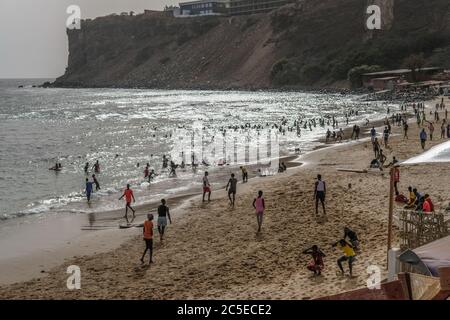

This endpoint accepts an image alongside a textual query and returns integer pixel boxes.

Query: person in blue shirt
[420,129,427,150]
[85,178,94,203]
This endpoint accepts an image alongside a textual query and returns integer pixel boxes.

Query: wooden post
[387,166,395,268]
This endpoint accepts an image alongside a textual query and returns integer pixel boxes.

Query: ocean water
[0,79,398,221]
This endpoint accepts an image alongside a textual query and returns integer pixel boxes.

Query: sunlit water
[0,79,399,221]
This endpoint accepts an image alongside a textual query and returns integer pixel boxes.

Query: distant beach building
[178,0,228,17]
[228,0,293,16]
[362,67,444,90]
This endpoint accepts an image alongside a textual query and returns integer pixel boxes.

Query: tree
[347,65,383,88]
[403,53,425,82]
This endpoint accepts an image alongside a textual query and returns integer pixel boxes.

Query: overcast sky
[0,0,178,78]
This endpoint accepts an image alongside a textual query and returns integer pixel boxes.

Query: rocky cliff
[54,0,450,89]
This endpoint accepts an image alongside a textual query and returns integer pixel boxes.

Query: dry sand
[1,96,449,299]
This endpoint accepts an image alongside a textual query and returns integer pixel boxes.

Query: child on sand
[332,239,356,277]
[302,245,325,276]
[202,171,211,202]
[252,191,265,233]
[140,214,154,264]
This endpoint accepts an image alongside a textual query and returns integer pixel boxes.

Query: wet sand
[1,96,449,299]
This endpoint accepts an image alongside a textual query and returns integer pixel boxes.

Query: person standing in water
[226,173,238,208]
[314,174,326,216]
[85,178,93,203]
[84,162,89,174]
[157,199,171,241]
[252,190,265,233]
[119,184,136,223]
[92,160,100,173]
[140,214,154,264]
[92,174,101,191]
[202,171,211,202]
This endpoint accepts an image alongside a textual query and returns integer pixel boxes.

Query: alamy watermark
[66,5,81,30]
[66,265,81,290]
[169,121,280,174]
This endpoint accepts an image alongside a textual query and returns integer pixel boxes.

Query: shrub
[347,65,383,88]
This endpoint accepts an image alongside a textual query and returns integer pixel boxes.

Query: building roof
[180,0,226,5]
[372,77,399,81]
[362,67,443,77]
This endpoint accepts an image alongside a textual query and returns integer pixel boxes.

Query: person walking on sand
[403,122,409,139]
[383,126,390,147]
[119,184,136,223]
[370,127,376,143]
[202,171,211,202]
[332,239,356,277]
[252,190,265,233]
[85,178,93,203]
[302,245,325,276]
[240,166,248,183]
[226,173,238,208]
[157,199,171,241]
[314,174,326,216]
[420,128,427,150]
[140,214,154,264]
[428,122,435,141]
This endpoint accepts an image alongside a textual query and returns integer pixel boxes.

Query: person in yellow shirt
[332,239,356,277]
[404,186,416,209]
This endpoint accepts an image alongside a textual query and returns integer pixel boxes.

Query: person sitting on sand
[302,245,325,276]
[252,190,265,233]
[332,239,356,277]
[413,188,425,211]
[140,214,154,264]
[404,186,416,209]
[422,194,434,213]
[370,158,382,170]
[343,227,360,252]
[395,191,408,204]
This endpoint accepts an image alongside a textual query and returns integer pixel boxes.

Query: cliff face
[54,0,450,89]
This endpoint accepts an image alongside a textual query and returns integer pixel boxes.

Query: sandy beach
[1,96,449,299]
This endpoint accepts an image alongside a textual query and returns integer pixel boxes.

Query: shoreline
[1,96,448,299]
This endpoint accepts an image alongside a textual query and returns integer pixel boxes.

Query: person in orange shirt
[140,214,154,264]
[119,184,136,223]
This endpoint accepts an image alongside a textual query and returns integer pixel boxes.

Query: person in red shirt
[140,214,154,264]
[393,166,400,194]
[119,184,136,223]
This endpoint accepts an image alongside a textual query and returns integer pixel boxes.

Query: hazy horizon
[0,0,178,79]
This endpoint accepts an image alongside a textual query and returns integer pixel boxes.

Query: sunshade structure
[399,235,450,277]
